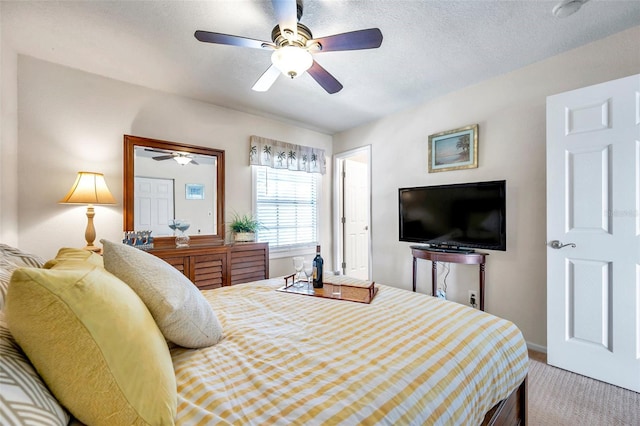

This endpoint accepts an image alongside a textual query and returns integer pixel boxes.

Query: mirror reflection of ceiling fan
[145,149,199,165]
[194,0,383,94]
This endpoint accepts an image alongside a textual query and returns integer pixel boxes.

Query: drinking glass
[168,220,178,235]
[292,256,304,287]
[331,281,342,299]
[303,260,313,289]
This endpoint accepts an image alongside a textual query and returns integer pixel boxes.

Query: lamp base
[83,244,102,253]
[83,205,100,253]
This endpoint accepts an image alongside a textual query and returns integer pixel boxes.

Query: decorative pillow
[0,243,45,268]
[43,247,104,269]
[101,239,223,348]
[0,311,70,426]
[5,265,177,425]
[0,244,45,310]
[0,259,15,310]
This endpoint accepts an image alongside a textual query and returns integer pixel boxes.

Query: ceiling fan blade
[190,159,199,166]
[252,65,281,92]
[194,30,274,49]
[307,61,343,94]
[152,155,175,161]
[312,28,383,52]
[272,0,298,39]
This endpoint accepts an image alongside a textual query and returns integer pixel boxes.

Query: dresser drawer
[193,254,226,290]
[149,243,268,289]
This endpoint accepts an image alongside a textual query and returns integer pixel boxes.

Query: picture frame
[428,124,478,173]
[185,183,205,200]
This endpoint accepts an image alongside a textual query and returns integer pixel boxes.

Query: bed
[2,244,528,425]
[172,279,528,425]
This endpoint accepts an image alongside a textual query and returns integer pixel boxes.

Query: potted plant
[229,213,263,242]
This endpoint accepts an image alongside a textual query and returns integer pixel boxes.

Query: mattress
[171,278,528,425]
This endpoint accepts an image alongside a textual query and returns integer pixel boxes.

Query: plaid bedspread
[171,278,528,425]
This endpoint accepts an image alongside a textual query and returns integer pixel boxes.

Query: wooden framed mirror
[123,135,225,247]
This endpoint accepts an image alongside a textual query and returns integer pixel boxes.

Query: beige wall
[0,18,20,247]
[332,26,640,350]
[3,55,333,276]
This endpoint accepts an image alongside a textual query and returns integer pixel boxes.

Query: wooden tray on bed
[278,274,378,304]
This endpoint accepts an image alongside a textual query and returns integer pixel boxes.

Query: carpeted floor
[528,351,640,425]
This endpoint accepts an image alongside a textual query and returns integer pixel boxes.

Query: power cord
[437,263,478,308]
[436,263,450,300]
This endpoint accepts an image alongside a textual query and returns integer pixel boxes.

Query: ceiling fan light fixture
[174,156,192,165]
[271,46,313,79]
[552,0,589,18]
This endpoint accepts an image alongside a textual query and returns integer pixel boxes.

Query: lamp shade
[271,46,313,79]
[59,172,117,205]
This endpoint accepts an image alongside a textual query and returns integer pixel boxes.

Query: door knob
[549,240,576,249]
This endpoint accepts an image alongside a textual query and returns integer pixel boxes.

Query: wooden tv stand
[411,247,488,311]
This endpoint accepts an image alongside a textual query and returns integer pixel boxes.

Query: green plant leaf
[229,212,264,233]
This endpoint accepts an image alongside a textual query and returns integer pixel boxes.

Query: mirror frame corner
[123,134,225,247]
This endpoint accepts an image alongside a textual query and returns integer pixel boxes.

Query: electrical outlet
[468,290,478,307]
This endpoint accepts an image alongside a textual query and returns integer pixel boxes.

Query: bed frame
[482,377,527,425]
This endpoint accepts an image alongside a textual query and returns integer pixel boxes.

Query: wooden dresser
[148,242,269,290]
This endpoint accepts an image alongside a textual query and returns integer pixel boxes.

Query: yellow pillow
[43,247,104,269]
[5,265,177,425]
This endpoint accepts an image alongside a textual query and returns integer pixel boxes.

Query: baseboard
[526,341,547,353]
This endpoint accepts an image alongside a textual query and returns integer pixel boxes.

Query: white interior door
[546,73,639,392]
[343,158,370,280]
[134,176,174,236]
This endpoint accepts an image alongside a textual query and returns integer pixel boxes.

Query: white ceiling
[2,1,639,134]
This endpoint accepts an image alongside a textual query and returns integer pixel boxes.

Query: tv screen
[398,180,506,251]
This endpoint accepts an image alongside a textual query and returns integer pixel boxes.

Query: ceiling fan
[194,0,383,94]
[146,149,199,166]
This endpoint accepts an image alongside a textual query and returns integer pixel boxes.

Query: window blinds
[254,167,318,248]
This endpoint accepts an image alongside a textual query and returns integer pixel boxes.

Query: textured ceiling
[2,1,639,134]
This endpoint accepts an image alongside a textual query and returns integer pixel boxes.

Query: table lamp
[60,171,117,252]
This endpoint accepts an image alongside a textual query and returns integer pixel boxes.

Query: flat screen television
[398,180,506,252]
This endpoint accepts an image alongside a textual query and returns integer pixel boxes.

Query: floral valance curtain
[249,135,326,175]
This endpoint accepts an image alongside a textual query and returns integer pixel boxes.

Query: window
[253,166,319,251]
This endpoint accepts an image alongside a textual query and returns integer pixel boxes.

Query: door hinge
[341,217,346,224]
[342,262,346,269]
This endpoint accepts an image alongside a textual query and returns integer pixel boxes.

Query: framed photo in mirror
[186,183,204,200]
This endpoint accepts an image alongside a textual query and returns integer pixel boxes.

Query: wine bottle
[312,244,324,288]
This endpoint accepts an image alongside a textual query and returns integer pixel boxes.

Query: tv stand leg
[432,261,438,298]
[479,263,486,311]
[412,256,417,292]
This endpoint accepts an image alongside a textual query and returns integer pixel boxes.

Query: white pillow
[101,239,223,348]
[0,311,70,425]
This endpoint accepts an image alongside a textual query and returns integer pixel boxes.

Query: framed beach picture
[428,124,478,173]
